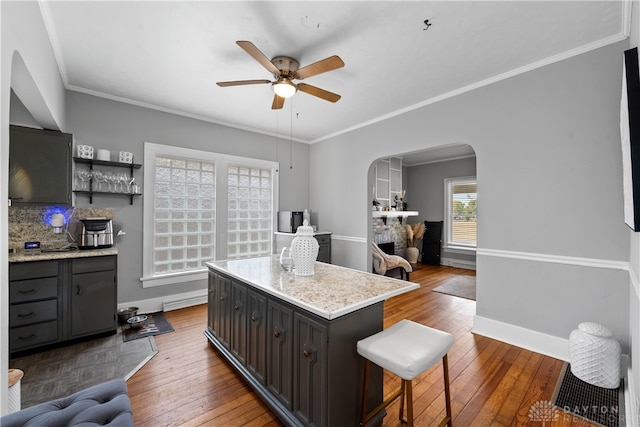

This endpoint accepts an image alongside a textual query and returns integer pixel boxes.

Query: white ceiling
[41,1,628,149]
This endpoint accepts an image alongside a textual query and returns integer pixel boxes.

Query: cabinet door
[247,289,267,385]
[70,270,116,337]
[293,313,328,426]
[230,281,248,365]
[267,300,294,409]
[216,275,232,349]
[207,273,217,335]
[9,125,72,205]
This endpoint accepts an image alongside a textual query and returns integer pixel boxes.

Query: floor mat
[432,275,476,300]
[122,311,174,342]
[552,363,623,427]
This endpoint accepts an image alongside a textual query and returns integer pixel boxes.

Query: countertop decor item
[77,145,94,159]
[569,322,621,389]
[96,149,110,161]
[119,151,133,163]
[290,219,319,276]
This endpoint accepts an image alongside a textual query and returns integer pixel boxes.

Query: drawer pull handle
[219,296,225,301]
[274,329,281,338]
[17,289,36,295]
[303,350,311,357]
[234,305,240,311]
[251,316,258,322]
[76,286,81,295]
[18,334,36,341]
[17,312,35,318]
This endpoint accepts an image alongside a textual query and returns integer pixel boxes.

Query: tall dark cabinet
[422,221,443,265]
[9,125,72,205]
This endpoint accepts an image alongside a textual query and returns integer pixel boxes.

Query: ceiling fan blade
[237,41,281,75]
[216,79,271,87]
[293,55,344,80]
[272,95,285,110]
[297,83,341,103]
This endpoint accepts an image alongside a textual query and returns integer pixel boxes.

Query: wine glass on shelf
[76,168,91,191]
[116,172,128,193]
[92,170,105,192]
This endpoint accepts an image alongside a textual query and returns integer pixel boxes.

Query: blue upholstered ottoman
[0,379,134,427]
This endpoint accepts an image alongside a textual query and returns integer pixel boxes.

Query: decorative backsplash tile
[9,206,115,251]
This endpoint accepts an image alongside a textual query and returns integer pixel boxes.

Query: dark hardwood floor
[127,264,596,426]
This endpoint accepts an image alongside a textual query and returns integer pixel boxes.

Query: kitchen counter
[9,247,118,263]
[273,230,332,235]
[206,255,418,426]
[207,255,418,320]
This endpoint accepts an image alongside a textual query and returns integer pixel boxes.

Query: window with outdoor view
[444,177,477,249]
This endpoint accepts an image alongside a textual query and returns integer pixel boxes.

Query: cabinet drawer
[10,321,59,351]
[315,235,330,245]
[10,277,58,304]
[72,256,115,274]
[10,300,58,327]
[10,261,58,280]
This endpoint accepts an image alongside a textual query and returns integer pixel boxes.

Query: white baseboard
[472,315,569,361]
[440,256,476,270]
[119,289,207,314]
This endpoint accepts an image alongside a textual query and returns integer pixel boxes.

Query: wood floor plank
[127,264,598,427]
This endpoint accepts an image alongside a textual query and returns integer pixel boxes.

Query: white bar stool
[357,320,454,427]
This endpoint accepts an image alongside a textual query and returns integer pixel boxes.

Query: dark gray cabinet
[205,269,383,426]
[315,235,331,264]
[70,257,117,338]
[9,255,117,354]
[293,313,327,426]
[247,290,267,385]
[9,125,72,205]
[267,300,294,409]
[9,261,61,352]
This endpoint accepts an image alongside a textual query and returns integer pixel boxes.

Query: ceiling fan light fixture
[272,78,297,98]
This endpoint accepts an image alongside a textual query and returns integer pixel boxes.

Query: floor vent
[552,363,624,427]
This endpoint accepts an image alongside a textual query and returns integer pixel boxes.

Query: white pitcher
[279,247,294,271]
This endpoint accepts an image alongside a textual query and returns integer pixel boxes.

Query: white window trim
[141,142,279,288]
[443,176,477,252]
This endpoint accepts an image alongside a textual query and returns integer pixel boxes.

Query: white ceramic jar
[569,322,621,389]
[290,220,319,276]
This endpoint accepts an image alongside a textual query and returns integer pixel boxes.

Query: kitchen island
[205,255,419,427]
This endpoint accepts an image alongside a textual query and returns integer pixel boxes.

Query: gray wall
[66,91,310,304]
[310,40,631,357]
[406,156,477,267]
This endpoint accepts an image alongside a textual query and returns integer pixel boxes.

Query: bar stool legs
[360,354,452,426]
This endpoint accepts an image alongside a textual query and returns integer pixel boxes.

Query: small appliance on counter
[278,211,305,233]
[78,218,114,249]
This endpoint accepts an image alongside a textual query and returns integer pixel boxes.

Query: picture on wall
[620,47,640,231]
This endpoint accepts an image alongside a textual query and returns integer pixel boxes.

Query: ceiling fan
[217,41,344,110]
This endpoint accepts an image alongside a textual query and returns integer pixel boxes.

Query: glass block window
[227,165,273,259]
[153,155,215,275]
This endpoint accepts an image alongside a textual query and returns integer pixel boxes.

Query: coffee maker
[78,219,114,249]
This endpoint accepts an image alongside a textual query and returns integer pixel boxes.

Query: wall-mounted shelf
[372,210,419,224]
[73,157,142,205]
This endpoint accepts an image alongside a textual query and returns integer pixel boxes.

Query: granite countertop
[274,231,332,235]
[9,247,118,263]
[207,255,419,320]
